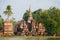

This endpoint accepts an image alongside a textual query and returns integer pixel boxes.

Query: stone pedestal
[4,18,14,36]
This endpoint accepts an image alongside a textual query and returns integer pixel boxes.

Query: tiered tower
[27,6,33,33]
[4,18,14,35]
[28,7,33,23]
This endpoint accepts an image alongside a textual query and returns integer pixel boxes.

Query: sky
[0,0,60,21]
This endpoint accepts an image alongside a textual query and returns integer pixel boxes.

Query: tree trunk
[7,14,9,19]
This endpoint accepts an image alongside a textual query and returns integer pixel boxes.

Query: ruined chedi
[4,18,14,36]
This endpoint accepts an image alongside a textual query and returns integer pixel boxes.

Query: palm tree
[3,5,13,19]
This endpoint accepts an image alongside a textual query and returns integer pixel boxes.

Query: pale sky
[0,0,60,21]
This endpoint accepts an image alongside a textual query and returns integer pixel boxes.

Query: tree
[32,9,42,23]
[23,10,29,22]
[23,7,60,35]
[48,7,60,34]
[10,17,17,26]
[3,5,13,19]
[0,15,4,29]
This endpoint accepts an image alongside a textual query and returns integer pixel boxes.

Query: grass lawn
[0,36,60,38]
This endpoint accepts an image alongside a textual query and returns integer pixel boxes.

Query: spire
[28,6,33,23]
[29,6,33,20]
[29,6,32,17]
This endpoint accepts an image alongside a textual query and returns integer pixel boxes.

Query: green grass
[0,36,60,38]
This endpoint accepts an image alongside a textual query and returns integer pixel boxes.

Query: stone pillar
[38,23,45,36]
[4,18,14,36]
[32,20,36,36]
[23,23,28,36]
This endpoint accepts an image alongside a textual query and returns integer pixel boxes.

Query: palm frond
[3,11,8,15]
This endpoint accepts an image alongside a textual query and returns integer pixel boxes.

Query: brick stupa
[4,18,14,36]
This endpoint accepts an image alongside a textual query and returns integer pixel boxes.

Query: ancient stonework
[15,7,46,36]
[4,18,14,36]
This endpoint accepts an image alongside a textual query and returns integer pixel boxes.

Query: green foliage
[0,15,4,29]
[10,17,17,26]
[23,10,29,22]
[23,7,60,35]
[6,5,11,10]
[3,5,13,19]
